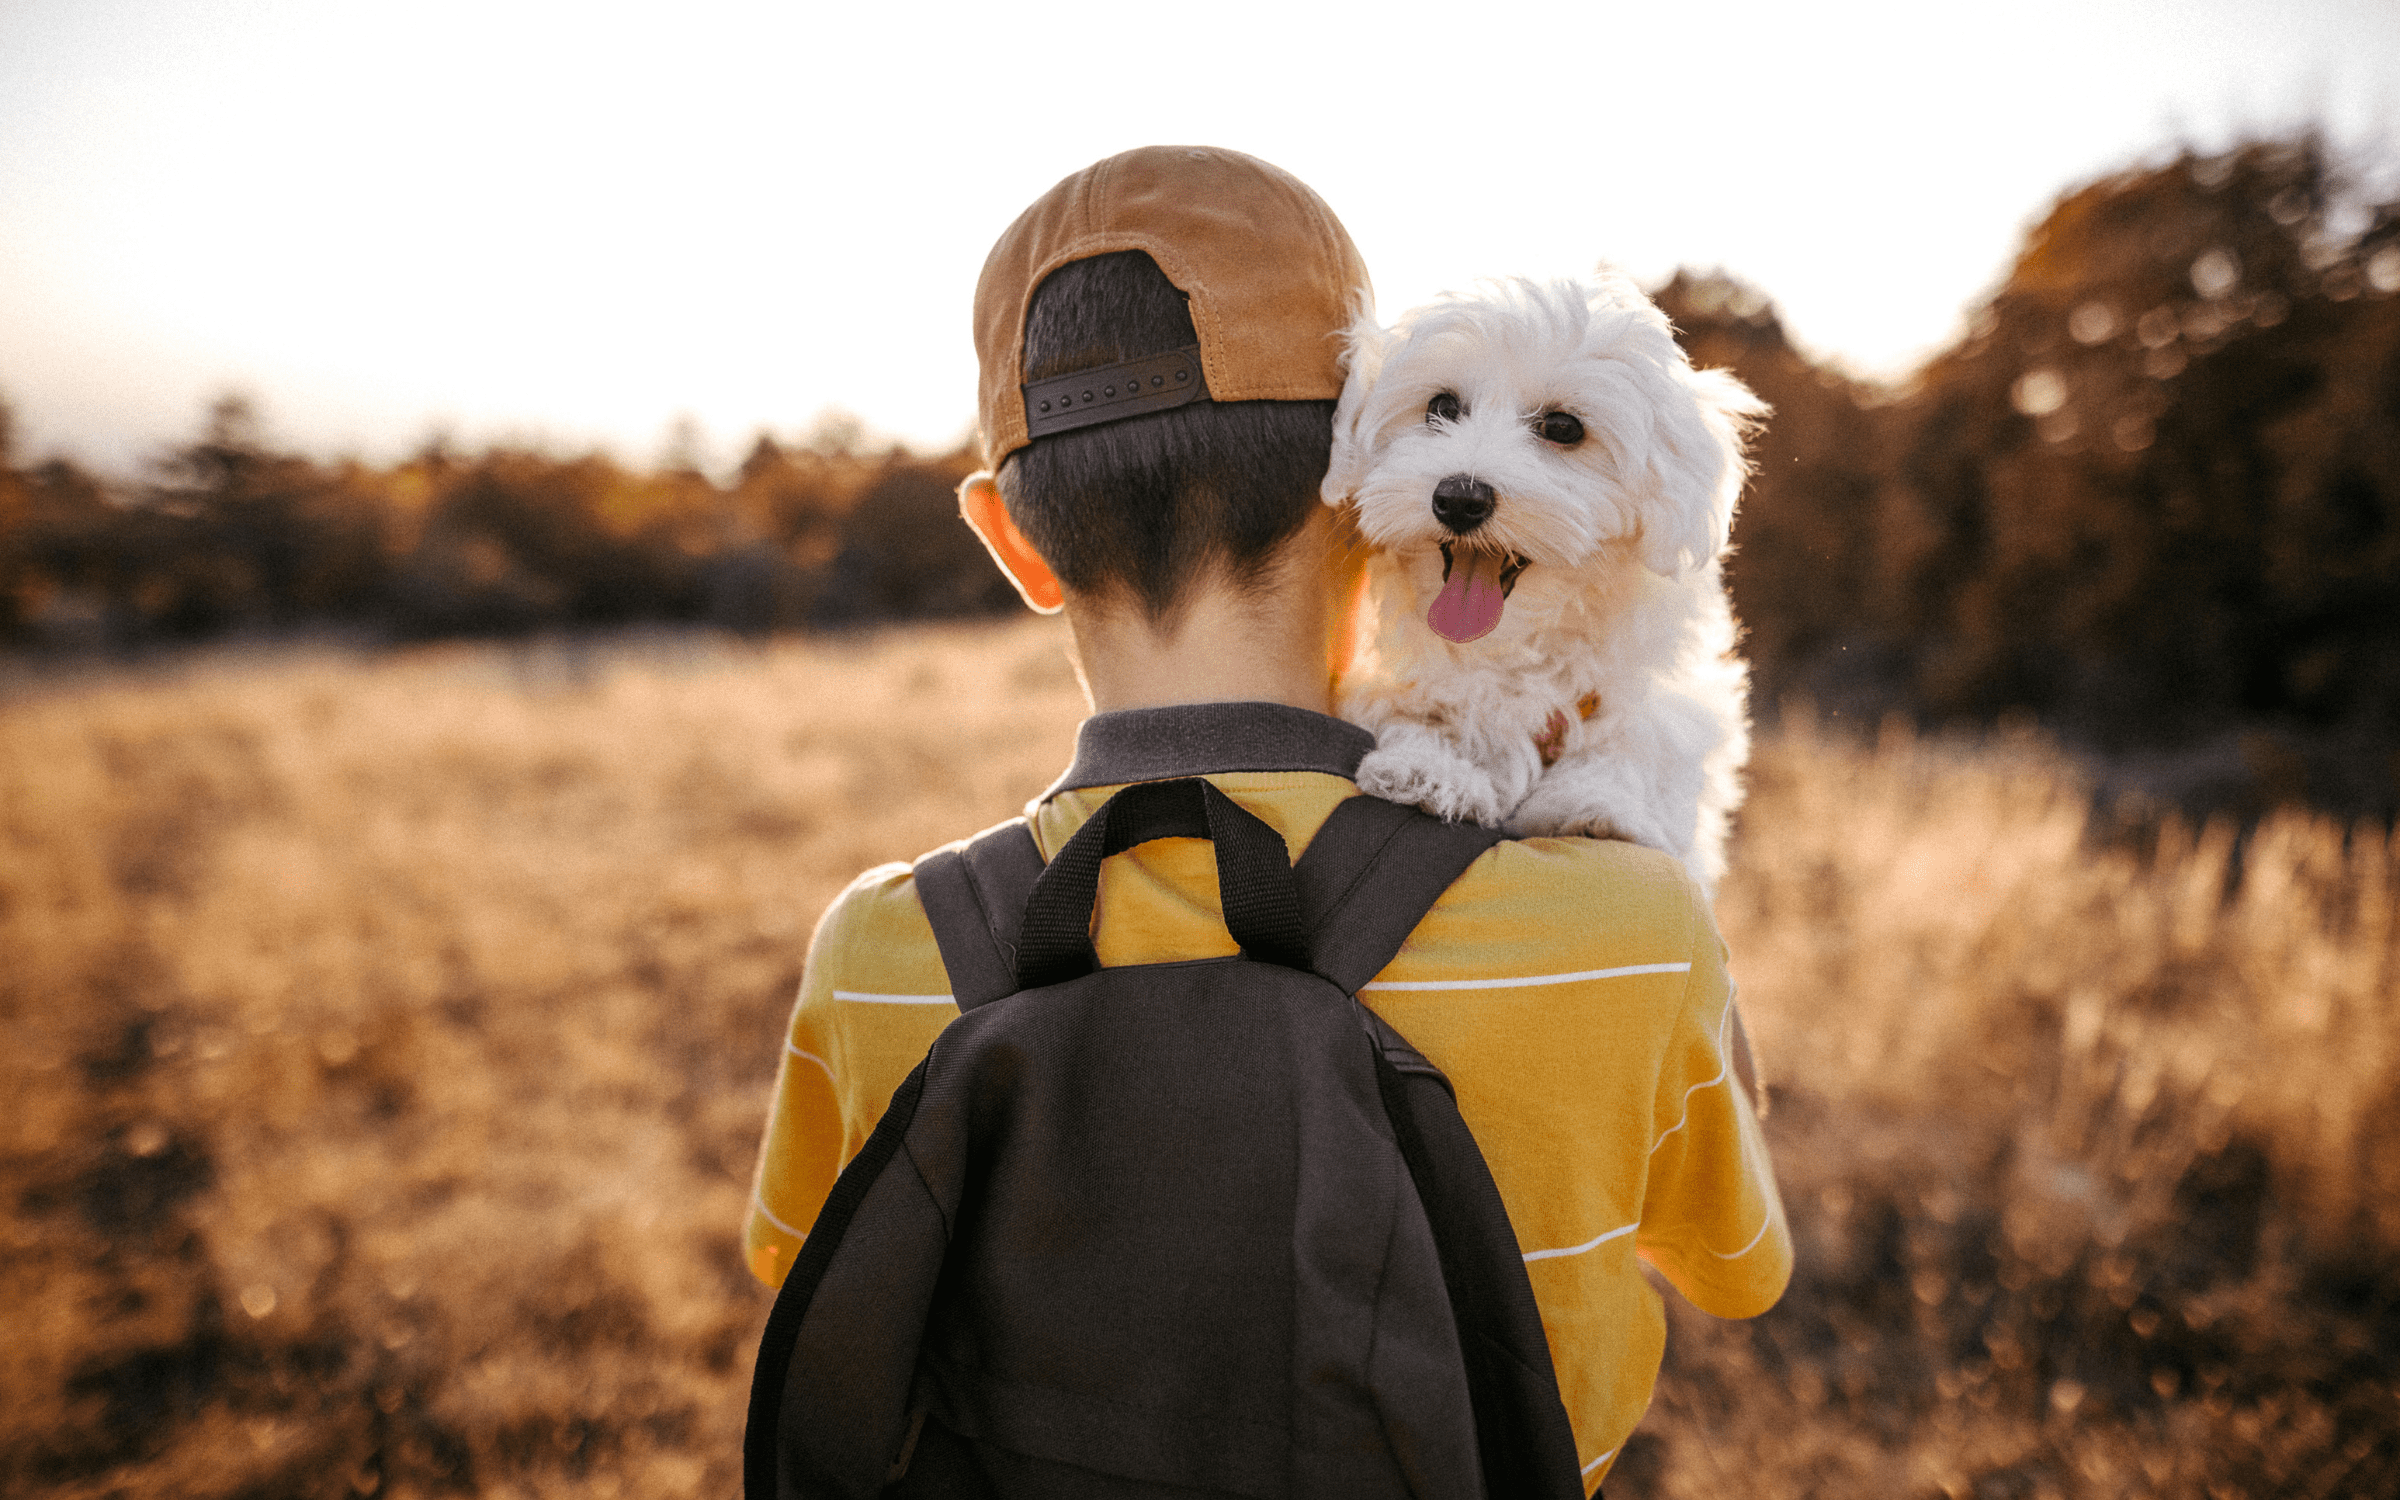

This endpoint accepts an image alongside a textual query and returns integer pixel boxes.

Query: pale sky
[1,0,2394,475]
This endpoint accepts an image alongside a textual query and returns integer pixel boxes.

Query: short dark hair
[996,251,1334,622]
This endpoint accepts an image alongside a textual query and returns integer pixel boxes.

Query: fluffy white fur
[1322,271,1766,893]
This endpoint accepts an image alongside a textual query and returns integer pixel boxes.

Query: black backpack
[745,779,1586,1499]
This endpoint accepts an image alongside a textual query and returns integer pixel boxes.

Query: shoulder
[1476,834,1706,918]
[817,859,928,942]
[804,858,947,998]
[806,814,1046,999]
[1431,833,1715,968]
[1362,831,1722,1033]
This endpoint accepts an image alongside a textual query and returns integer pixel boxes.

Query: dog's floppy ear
[1320,304,1388,509]
[1636,365,1768,577]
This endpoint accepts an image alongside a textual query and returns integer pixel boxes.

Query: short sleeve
[1633,895,1792,1318]
[742,861,955,1286]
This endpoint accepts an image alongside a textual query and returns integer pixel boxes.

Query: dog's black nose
[1431,474,1496,534]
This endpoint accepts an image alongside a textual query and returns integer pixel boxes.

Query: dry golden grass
[2,624,2393,1498]
[1634,719,2400,1498]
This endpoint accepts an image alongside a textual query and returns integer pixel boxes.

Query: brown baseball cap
[972,145,1371,469]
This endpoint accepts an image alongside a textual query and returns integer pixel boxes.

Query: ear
[1319,308,1387,510]
[1636,366,1768,577]
[957,471,1065,614]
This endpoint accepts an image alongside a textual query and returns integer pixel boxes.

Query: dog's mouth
[1429,541,1529,645]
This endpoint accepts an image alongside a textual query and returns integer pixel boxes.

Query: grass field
[3,619,2394,1498]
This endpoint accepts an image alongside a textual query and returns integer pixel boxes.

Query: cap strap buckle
[1023,344,1210,439]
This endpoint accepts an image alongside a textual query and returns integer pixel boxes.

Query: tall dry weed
[2,634,2393,1498]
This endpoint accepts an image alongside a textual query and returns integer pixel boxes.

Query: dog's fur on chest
[1321,271,1765,894]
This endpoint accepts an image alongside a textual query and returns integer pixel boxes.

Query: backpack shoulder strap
[912,819,1045,1011]
[1302,797,1584,1496]
[1367,1021,1588,1497]
[918,794,1501,1004]
[1295,794,1506,994]
[743,1057,933,1499]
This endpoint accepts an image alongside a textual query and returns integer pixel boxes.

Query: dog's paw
[1356,740,1514,827]
[1506,765,1679,854]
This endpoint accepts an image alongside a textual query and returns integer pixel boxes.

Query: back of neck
[1068,577,1331,716]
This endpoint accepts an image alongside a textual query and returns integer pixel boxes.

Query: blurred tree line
[0,403,1013,647]
[1665,136,2400,821]
[2,135,2394,816]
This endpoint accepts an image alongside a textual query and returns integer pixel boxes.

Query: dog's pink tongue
[1428,549,1508,644]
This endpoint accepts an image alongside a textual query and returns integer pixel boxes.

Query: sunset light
[8,6,2400,1495]
[2,0,2394,470]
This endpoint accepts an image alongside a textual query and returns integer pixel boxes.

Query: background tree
[1668,136,2400,819]
[3,133,2393,818]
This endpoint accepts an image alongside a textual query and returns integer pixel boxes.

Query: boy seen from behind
[746,145,1790,1493]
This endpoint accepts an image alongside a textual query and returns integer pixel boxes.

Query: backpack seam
[961,825,1024,973]
[1357,1137,1428,1498]
[1309,807,1411,944]
[901,1136,952,1245]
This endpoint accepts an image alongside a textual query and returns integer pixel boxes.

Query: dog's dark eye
[1538,411,1586,446]
[1427,393,1463,424]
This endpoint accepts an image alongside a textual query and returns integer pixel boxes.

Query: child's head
[964,147,1370,625]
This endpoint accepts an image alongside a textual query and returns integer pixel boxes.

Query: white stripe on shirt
[751,1193,808,1241]
[1361,961,1691,993]
[831,990,956,1005]
[1523,1221,1638,1263]
[1649,998,1734,1156]
[1710,1210,1777,1261]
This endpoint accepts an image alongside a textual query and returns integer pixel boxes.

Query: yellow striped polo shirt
[745,702,1790,1492]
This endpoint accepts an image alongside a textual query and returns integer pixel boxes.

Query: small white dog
[1321,271,1765,894]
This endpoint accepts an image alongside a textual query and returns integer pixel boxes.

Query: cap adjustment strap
[1022,344,1210,439]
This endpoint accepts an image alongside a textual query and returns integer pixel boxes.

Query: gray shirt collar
[1043,701,1374,799]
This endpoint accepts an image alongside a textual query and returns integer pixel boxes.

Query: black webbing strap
[916,790,1504,1003]
[1015,778,1307,988]
[1293,794,1506,995]
[912,821,1045,1012]
[1370,1038,1588,1498]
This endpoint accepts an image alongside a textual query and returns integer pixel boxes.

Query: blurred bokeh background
[4,2,2399,1497]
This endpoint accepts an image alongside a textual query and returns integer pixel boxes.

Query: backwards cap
[973,146,1371,469]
